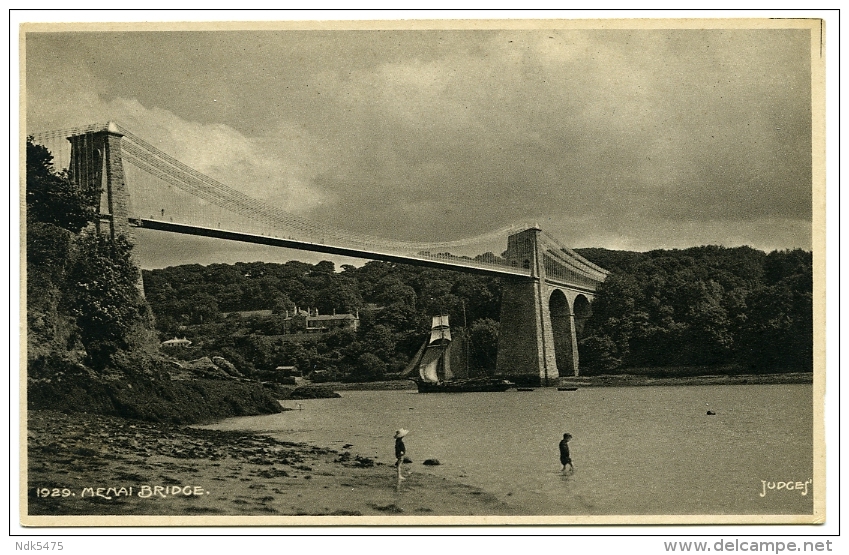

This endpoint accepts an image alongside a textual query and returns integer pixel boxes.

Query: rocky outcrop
[288,385,342,400]
[212,356,244,378]
[27,354,283,424]
[183,357,231,380]
[168,356,244,381]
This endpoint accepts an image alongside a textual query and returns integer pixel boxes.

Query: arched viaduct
[496,228,606,385]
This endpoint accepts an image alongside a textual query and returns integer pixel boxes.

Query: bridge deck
[130,218,535,279]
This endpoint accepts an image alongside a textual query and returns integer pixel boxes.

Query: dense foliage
[26,138,155,370]
[26,139,97,233]
[26,138,283,422]
[145,244,812,380]
[143,261,504,381]
[65,232,152,368]
[576,246,813,374]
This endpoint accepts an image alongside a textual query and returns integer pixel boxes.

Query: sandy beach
[25,410,514,520]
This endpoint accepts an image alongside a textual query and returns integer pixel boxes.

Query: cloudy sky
[25,22,817,269]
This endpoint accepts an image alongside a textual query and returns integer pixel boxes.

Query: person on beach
[394,429,408,481]
[559,433,574,473]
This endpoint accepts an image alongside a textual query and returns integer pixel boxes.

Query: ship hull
[413,377,515,393]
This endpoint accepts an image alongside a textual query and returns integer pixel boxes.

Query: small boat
[404,315,514,393]
[516,387,535,392]
[558,387,579,391]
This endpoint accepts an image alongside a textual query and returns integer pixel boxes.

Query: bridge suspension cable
[27,122,605,289]
[30,122,525,255]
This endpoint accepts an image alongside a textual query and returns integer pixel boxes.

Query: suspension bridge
[29,122,609,383]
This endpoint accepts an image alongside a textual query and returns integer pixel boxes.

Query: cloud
[25,43,333,219]
[106,100,332,214]
[25,28,814,262]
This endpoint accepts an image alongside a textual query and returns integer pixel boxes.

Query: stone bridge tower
[495,227,607,386]
[67,122,132,243]
[67,123,144,294]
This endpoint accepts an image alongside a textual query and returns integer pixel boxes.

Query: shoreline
[25,373,812,520]
[25,409,516,519]
[322,372,813,391]
[555,371,813,388]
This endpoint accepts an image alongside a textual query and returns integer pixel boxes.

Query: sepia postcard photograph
[17,14,828,529]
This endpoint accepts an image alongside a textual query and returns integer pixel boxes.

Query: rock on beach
[26,410,515,519]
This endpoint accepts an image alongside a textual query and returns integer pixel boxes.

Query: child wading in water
[394,429,409,482]
[559,433,574,473]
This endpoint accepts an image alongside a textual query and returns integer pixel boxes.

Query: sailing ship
[403,315,514,393]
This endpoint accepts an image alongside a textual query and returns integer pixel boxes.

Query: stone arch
[573,294,592,339]
[548,289,574,378]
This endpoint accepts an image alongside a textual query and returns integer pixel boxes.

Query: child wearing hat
[394,429,409,481]
[559,433,574,473]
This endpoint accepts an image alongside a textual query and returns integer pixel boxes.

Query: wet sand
[25,410,515,519]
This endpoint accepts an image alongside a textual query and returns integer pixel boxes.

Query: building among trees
[161,337,192,348]
[283,308,360,334]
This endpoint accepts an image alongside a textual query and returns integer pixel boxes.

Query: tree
[181,292,220,325]
[736,276,812,373]
[26,222,74,296]
[577,246,804,371]
[271,294,296,315]
[452,275,501,322]
[26,138,96,233]
[372,302,419,331]
[362,324,396,362]
[313,260,336,274]
[351,352,386,382]
[468,318,499,373]
[374,276,417,308]
[234,335,275,371]
[26,139,93,312]
[578,335,622,374]
[316,277,362,314]
[763,249,812,287]
[680,280,733,364]
[65,231,148,369]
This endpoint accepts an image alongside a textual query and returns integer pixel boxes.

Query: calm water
[204,384,814,515]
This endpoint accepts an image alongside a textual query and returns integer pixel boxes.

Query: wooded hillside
[576,245,812,374]
[143,243,812,380]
